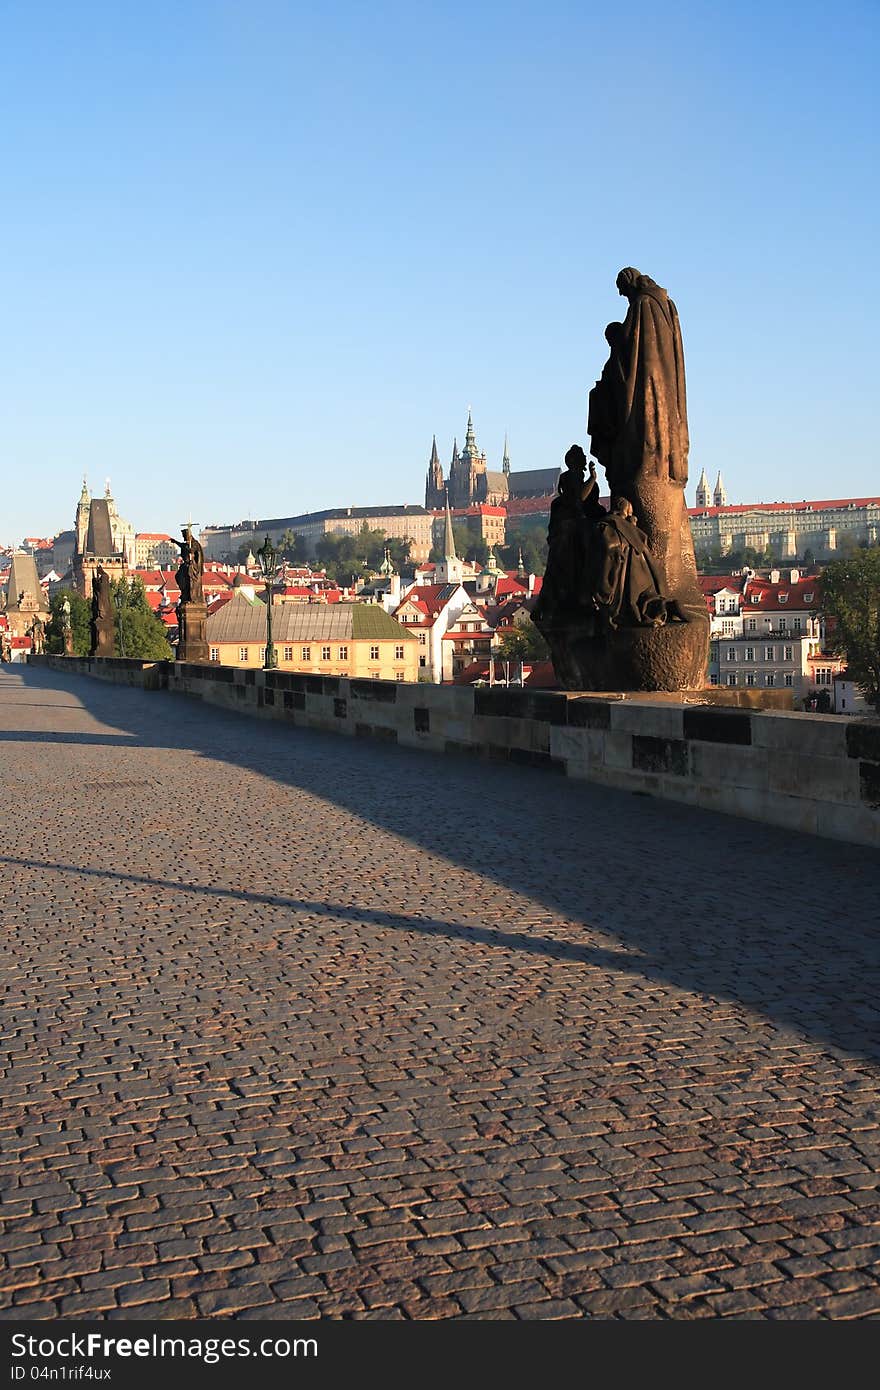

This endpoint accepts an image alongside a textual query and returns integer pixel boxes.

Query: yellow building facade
[205,595,419,682]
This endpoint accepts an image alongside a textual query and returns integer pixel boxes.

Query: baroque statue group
[533,267,709,690]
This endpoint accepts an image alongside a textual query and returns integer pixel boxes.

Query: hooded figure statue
[588,268,689,491]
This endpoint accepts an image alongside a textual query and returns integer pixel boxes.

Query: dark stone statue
[534,269,708,690]
[173,527,205,606]
[89,566,115,657]
[172,527,209,663]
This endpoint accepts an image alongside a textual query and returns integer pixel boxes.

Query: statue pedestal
[177,601,209,663]
[542,619,710,692]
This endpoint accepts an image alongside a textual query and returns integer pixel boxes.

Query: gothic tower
[502,433,511,477]
[425,435,445,510]
[714,472,728,507]
[695,468,710,509]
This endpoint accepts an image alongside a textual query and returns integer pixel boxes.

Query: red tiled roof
[742,578,822,610]
[689,496,880,518]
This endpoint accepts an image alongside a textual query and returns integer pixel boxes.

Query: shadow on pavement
[5,663,880,1065]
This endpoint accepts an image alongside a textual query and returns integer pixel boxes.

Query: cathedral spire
[695,467,710,509]
[502,432,510,476]
[443,488,457,562]
[714,471,728,507]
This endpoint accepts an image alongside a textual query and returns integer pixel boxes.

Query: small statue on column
[89,566,115,657]
[172,526,209,663]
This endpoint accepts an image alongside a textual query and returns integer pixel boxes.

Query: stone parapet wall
[32,656,880,847]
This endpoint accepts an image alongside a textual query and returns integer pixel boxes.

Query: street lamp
[256,534,278,669]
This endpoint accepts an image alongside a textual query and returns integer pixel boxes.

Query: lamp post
[256,534,278,669]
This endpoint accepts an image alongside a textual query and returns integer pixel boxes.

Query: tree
[821,548,880,710]
[496,611,549,661]
[111,577,173,660]
[277,528,299,560]
[500,525,547,576]
[45,589,91,656]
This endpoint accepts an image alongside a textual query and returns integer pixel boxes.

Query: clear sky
[1,0,877,544]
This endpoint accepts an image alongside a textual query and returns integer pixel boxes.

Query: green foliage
[277,528,298,560]
[314,527,412,584]
[499,524,547,576]
[821,549,880,710]
[496,611,549,661]
[45,589,91,656]
[111,577,173,660]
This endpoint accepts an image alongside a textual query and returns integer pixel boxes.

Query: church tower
[714,472,728,507]
[76,477,90,554]
[434,489,464,585]
[425,435,445,510]
[457,410,486,505]
[502,433,511,477]
[695,468,710,509]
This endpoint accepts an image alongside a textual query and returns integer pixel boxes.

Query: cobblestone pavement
[1,665,880,1321]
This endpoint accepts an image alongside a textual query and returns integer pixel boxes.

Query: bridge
[2,663,879,1320]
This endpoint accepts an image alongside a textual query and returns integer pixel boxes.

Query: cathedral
[425,412,560,510]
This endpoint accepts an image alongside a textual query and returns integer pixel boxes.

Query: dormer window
[804,592,814,603]
[778,593,788,603]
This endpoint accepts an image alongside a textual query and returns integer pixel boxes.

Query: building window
[419,655,427,667]
[322,646,331,661]
[418,633,426,644]
[301,646,311,661]
[259,647,266,663]
[745,646,754,662]
[784,645,793,661]
[793,618,803,632]
[766,673,775,687]
[747,618,757,632]
[727,674,737,687]
[210,647,219,662]
[284,646,293,661]
[778,616,787,629]
[710,674,718,686]
[370,645,380,660]
[785,674,794,687]
[394,644,405,659]
[765,646,774,661]
[338,646,348,660]
[727,647,736,662]
[239,647,248,662]
[395,671,405,681]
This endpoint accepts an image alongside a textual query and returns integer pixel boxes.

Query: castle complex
[424,413,559,510]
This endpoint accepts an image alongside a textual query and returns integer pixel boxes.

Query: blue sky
[1,0,877,543]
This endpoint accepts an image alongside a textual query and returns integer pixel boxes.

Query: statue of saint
[172,528,205,606]
[91,566,112,622]
[589,268,689,489]
[534,445,605,627]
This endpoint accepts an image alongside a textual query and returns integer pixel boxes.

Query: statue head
[563,444,587,475]
[612,496,634,518]
[616,267,640,299]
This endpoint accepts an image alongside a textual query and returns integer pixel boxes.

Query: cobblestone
[1,665,879,1320]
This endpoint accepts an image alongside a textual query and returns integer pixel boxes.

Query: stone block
[567,698,613,729]
[609,702,685,740]
[860,761,880,808]
[752,711,847,757]
[847,723,880,763]
[549,727,606,764]
[632,735,688,777]
[683,707,752,745]
[690,742,769,791]
[602,732,633,769]
[767,751,861,805]
[816,801,880,847]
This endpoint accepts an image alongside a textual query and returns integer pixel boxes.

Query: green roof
[351,605,417,640]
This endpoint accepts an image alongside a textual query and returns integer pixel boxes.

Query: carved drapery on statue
[174,528,205,606]
[534,268,708,691]
[173,527,209,663]
[89,565,115,657]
